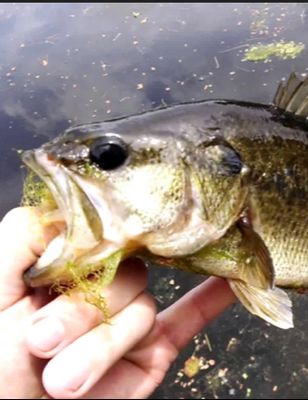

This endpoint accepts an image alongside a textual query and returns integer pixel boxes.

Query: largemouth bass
[21,72,308,329]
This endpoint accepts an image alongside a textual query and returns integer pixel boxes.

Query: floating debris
[242,372,249,380]
[112,32,122,42]
[205,334,212,352]
[218,368,228,378]
[250,10,268,35]
[243,41,305,62]
[246,387,252,397]
[184,356,202,378]
[119,96,131,102]
[214,56,220,69]
[226,337,238,352]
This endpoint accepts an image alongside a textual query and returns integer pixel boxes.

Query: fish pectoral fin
[228,279,294,330]
[237,214,275,290]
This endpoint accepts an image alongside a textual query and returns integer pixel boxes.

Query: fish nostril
[47,153,57,162]
[43,143,90,164]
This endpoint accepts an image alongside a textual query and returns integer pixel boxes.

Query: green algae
[243,41,305,62]
[21,169,56,210]
[51,250,124,321]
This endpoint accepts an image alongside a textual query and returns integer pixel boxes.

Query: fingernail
[28,317,65,352]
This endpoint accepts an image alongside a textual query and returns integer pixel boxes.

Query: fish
[21,72,308,329]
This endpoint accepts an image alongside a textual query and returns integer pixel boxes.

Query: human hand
[0,207,236,399]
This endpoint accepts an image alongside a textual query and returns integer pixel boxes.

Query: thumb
[0,207,59,310]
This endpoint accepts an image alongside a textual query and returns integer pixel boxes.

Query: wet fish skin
[61,99,307,288]
[21,74,308,329]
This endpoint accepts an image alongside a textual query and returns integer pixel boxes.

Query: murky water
[0,3,307,398]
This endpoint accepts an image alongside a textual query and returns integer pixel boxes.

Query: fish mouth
[22,149,104,287]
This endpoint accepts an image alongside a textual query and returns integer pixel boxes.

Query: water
[0,3,307,398]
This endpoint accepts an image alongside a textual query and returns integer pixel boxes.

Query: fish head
[22,104,250,287]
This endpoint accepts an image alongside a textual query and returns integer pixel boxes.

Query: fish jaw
[22,149,105,287]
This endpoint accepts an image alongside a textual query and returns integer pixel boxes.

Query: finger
[124,278,236,396]
[26,259,149,358]
[42,292,156,399]
[156,277,236,351]
[79,278,237,399]
[0,207,59,310]
[0,296,48,399]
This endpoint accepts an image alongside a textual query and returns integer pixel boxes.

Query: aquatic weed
[243,41,305,62]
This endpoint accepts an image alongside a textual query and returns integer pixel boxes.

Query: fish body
[21,73,308,329]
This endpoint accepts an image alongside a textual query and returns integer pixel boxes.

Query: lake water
[0,3,307,398]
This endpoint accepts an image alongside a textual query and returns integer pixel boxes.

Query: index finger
[0,207,59,310]
[157,277,236,351]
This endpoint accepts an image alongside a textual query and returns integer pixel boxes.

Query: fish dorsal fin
[273,72,308,117]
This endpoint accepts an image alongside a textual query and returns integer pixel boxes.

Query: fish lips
[22,149,102,287]
[22,149,70,217]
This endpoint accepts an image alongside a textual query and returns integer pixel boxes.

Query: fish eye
[89,137,128,171]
